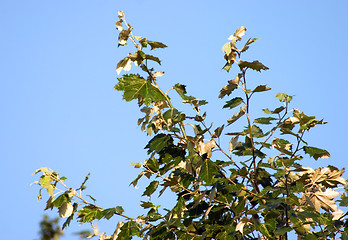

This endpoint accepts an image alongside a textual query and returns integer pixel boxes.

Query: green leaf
[276,92,293,103]
[117,221,141,239]
[303,146,330,160]
[114,74,166,106]
[78,205,103,223]
[254,117,277,125]
[199,159,218,185]
[52,193,70,207]
[223,97,243,109]
[142,181,159,197]
[145,134,173,154]
[239,60,269,72]
[253,85,271,93]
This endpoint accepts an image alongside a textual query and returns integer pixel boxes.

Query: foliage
[37,215,64,240]
[32,11,348,240]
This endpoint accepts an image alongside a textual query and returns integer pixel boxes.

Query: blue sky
[1,1,348,239]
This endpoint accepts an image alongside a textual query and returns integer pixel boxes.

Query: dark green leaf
[145,134,173,154]
[239,60,269,72]
[117,221,141,239]
[254,117,277,125]
[114,74,166,106]
[142,181,159,197]
[303,146,330,160]
[200,159,218,185]
[78,205,103,223]
[223,97,243,109]
[144,54,161,64]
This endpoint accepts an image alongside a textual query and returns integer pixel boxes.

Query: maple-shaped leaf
[310,166,346,187]
[239,60,269,72]
[114,74,166,106]
[307,189,340,212]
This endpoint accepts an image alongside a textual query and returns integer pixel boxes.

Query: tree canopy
[33,11,348,240]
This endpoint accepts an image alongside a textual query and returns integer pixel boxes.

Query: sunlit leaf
[114,74,166,106]
[198,140,216,158]
[116,57,132,75]
[59,202,74,218]
[233,26,247,40]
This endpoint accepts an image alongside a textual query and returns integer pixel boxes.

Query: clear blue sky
[1,1,348,239]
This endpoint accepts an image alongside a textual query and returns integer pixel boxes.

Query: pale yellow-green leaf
[332,209,344,220]
[153,71,164,78]
[233,26,247,40]
[130,162,142,168]
[118,11,124,18]
[198,140,216,158]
